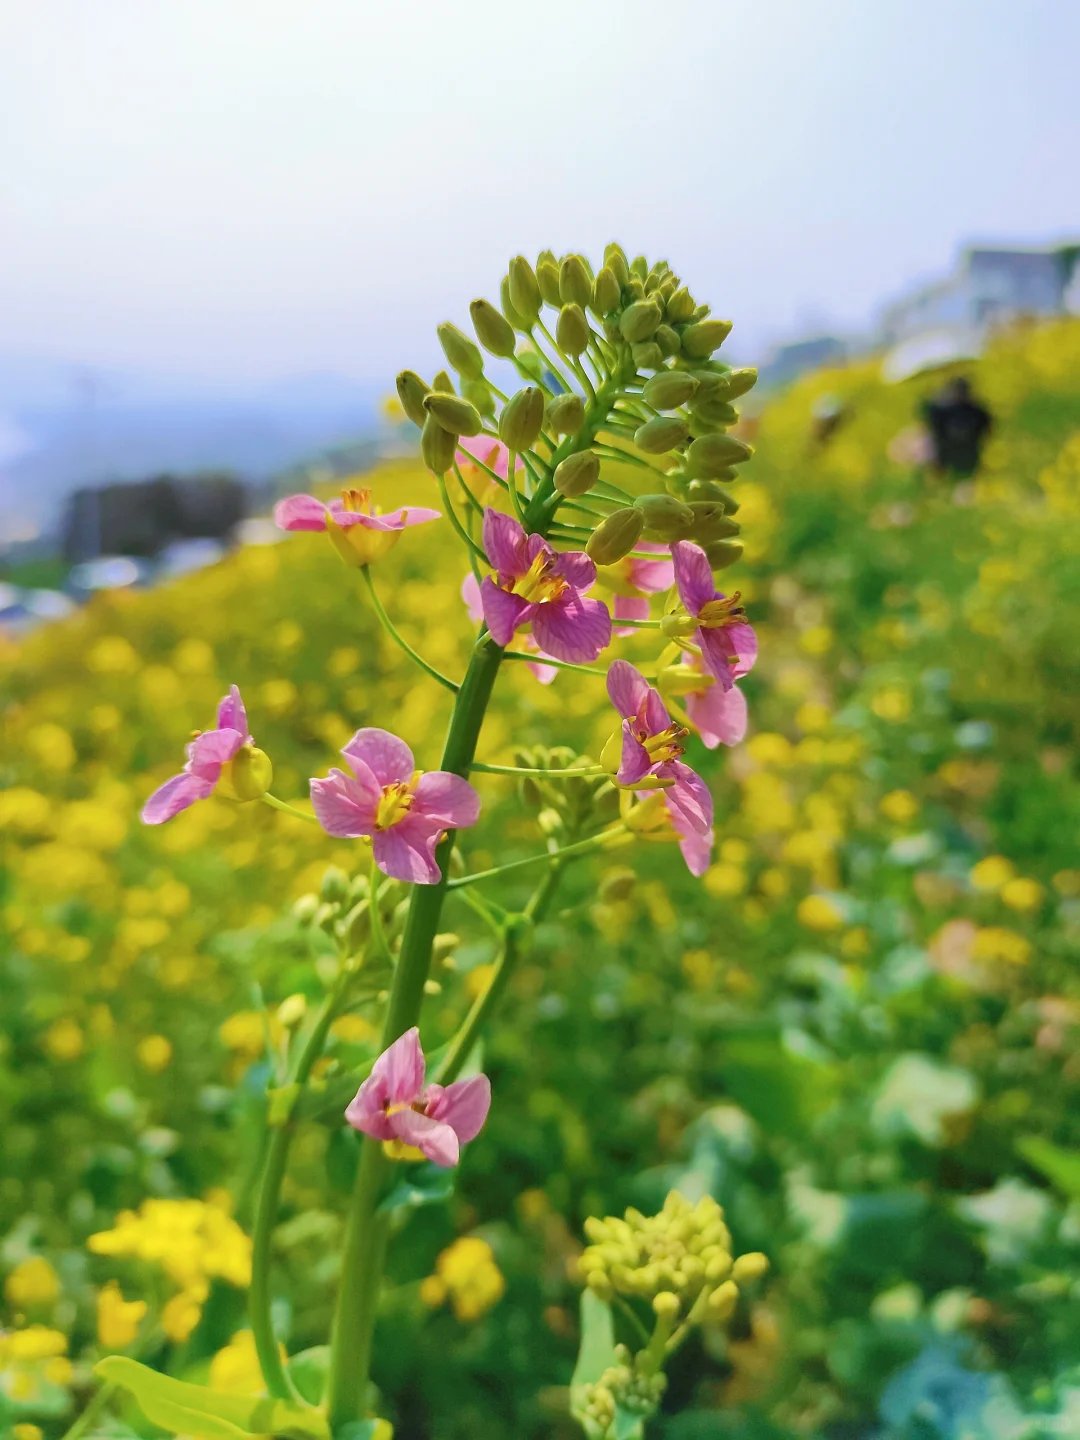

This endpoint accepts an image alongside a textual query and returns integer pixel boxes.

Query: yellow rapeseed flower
[797,894,844,932]
[136,1035,173,1072]
[423,1237,505,1323]
[4,1257,60,1310]
[96,1282,147,1349]
[972,927,1032,967]
[1000,877,1044,913]
[970,856,1015,892]
[43,1018,84,1062]
[879,789,919,824]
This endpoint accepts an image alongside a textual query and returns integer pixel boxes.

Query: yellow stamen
[641,723,687,766]
[341,486,374,514]
[698,591,745,630]
[375,775,419,829]
[512,552,568,605]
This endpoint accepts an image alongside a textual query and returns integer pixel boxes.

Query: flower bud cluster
[512,745,617,838]
[292,865,399,961]
[580,1353,667,1434]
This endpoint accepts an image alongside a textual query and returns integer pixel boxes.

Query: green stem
[360,566,460,693]
[261,793,320,824]
[471,761,602,778]
[503,649,607,677]
[448,831,619,889]
[58,1382,117,1440]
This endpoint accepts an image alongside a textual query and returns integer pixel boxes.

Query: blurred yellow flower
[136,1035,173,1072]
[161,1286,206,1343]
[87,635,139,675]
[96,1282,147,1349]
[43,1018,84,1062]
[704,863,748,898]
[870,685,911,722]
[972,927,1032,967]
[4,1257,60,1310]
[208,1330,267,1393]
[1000,878,1044,913]
[421,1237,505,1323]
[879,789,919,824]
[797,894,844,932]
[970,856,1015,893]
[24,723,76,773]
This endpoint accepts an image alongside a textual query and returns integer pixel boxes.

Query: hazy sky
[2,0,1077,388]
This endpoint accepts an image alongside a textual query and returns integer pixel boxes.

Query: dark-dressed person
[921,376,993,478]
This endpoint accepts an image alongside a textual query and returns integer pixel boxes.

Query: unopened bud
[633,342,664,372]
[687,501,741,541]
[463,378,496,417]
[654,324,681,358]
[292,893,320,924]
[559,254,593,308]
[599,867,636,902]
[470,298,517,358]
[731,1252,769,1283]
[686,433,753,478]
[643,372,699,410]
[554,449,600,497]
[660,611,697,640]
[508,255,542,324]
[634,493,694,540]
[421,414,456,474]
[604,243,630,287]
[432,369,454,394]
[706,1280,739,1321]
[704,1252,733,1283]
[681,319,733,360]
[619,299,662,344]
[666,286,695,323]
[702,539,743,570]
[652,1291,681,1323]
[556,303,590,356]
[586,1271,614,1301]
[499,386,545,451]
[586,507,644,565]
[713,366,758,401]
[537,807,563,837]
[276,993,307,1029]
[634,416,689,454]
[500,275,528,330]
[218,745,273,802]
[630,254,648,280]
[423,392,483,437]
[537,257,561,307]
[593,266,621,315]
[320,866,349,903]
[691,389,740,426]
[395,370,430,427]
[437,322,484,379]
[547,392,585,436]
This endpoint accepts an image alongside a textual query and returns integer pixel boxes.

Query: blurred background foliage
[2,318,1080,1439]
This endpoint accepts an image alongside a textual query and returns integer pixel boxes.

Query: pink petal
[414,771,481,829]
[606,658,651,719]
[216,685,249,737]
[697,627,737,689]
[642,687,671,735]
[323,503,371,528]
[531,593,611,664]
[679,825,714,877]
[187,727,246,778]
[551,549,596,591]
[663,761,714,836]
[687,682,747,748]
[460,572,484,623]
[426,1074,491,1144]
[342,728,415,788]
[482,508,528,576]
[628,549,675,594]
[141,771,215,824]
[372,1026,426,1105]
[672,540,716,617]
[273,494,330,531]
[728,620,758,676]
[310,768,378,837]
[480,577,532,647]
[613,594,650,631]
[528,658,559,685]
[373,819,443,884]
[617,722,653,786]
[391,1109,460,1167]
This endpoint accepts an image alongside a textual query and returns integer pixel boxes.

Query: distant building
[761,334,848,388]
[880,243,1079,345]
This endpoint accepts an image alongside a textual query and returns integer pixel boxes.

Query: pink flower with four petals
[142,686,253,825]
[461,573,558,684]
[597,541,675,635]
[274,486,440,566]
[671,540,757,688]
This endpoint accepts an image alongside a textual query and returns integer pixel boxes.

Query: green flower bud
[691,303,711,321]
[218,745,273,802]
[653,1291,681,1323]
[499,386,545,451]
[500,275,529,331]
[421,413,456,473]
[643,372,699,409]
[554,449,600,497]
[687,501,740,541]
[593,265,621,315]
[702,539,744,570]
[634,493,694,540]
[681,319,734,360]
[277,993,307,1029]
[665,286,695,323]
[731,1252,769,1283]
[423,391,483,437]
[463,378,496,417]
[603,242,629,286]
[630,254,648,280]
[687,480,739,511]
[644,270,662,294]
[560,254,593,308]
[626,276,645,301]
[631,342,663,372]
[556,302,590,356]
[292,893,320,925]
[470,298,516,357]
[537,257,561,307]
[395,370,430,427]
[508,255,542,324]
[437,321,484,379]
[706,1280,739,1322]
[634,416,689,454]
[686,433,753,477]
[320,865,349,902]
[515,347,545,381]
[654,323,681,358]
[586,507,644,565]
[537,247,557,268]
[619,299,662,343]
[691,390,740,426]
[342,898,371,949]
[713,366,758,401]
[431,369,455,394]
[547,392,585,436]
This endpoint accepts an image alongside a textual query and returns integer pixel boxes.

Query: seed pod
[654,324,681,358]
[634,416,689,454]
[463,378,496,417]
[437,321,484,379]
[686,433,753,477]
[703,539,744,570]
[499,386,545,451]
[593,265,621,315]
[631,342,663,372]
[643,372,699,410]
[665,286,696,323]
[557,302,590,356]
[559,254,593,308]
[553,449,600,497]
[423,392,483,437]
[619,299,662,343]
[681,319,734,360]
[421,413,457,473]
[634,493,694,540]
[508,254,542,324]
[547,392,585,436]
[500,275,529,331]
[470,298,516,357]
[587,507,644,565]
[395,370,430,427]
[537,258,562,307]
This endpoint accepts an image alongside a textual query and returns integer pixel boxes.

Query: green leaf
[1016,1135,1080,1199]
[377,1162,454,1216]
[613,1404,647,1439]
[571,1290,617,1391]
[95,1356,329,1440]
[286,1345,329,1406]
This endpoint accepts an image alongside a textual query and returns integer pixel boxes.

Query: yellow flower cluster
[420,1237,506,1322]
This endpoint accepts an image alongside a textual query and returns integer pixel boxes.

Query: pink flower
[456,439,520,482]
[345,1027,490,1167]
[606,660,713,877]
[596,542,675,636]
[310,728,480,885]
[479,509,611,664]
[461,573,557,684]
[274,485,439,566]
[671,540,757,688]
[680,652,748,749]
[142,686,252,824]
